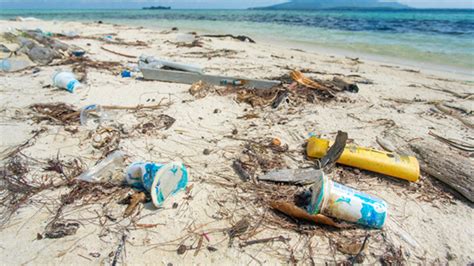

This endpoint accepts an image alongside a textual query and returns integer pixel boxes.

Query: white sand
[0,19,473,265]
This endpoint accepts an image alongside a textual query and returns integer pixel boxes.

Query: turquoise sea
[1,9,473,71]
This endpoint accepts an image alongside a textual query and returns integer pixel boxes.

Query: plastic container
[308,173,388,229]
[77,151,125,182]
[307,136,420,182]
[0,58,31,72]
[125,161,188,207]
[53,72,83,93]
[80,104,106,129]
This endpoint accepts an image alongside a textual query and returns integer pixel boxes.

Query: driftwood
[409,141,473,202]
[383,130,474,202]
[201,34,256,43]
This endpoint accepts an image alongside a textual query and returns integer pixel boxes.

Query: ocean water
[1,9,473,71]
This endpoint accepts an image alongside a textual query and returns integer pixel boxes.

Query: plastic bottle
[52,72,83,93]
[307,173,388,229]
[77,151,125,182]
[125,161,188,207]
[0,58,31,72]
[307,136,420,182]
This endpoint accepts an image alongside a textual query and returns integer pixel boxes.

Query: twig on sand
[435,102,474,129]
[351,234,370,264]
[101,46,137,59]
[239,236,290,248]
[429,131,474,152]
[112,233,128,266]
[0,128,46,160]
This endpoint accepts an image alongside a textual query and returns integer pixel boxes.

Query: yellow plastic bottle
[307,137,420,182]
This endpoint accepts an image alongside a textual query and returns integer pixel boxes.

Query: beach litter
[53,71,84,93]
[139,56,280,89]
[125,161,188,207]
[80,104,107,129]
[307,173,388,229]
[307,134,420,182]
[77,151,125,183]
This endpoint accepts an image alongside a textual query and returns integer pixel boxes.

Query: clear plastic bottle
[52,71,83,93]
[0,58,31,72]
[77,151,125,182]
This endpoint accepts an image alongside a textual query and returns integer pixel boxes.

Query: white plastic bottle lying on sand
[126,161,188,207]
[52,71,83,93]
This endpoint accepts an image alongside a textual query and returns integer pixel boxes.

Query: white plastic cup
[308,174,388,229]
[125,162,188,207]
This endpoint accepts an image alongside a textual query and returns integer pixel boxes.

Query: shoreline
[1,14,473,77]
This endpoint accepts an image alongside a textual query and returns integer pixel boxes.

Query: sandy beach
[0,19,473,265]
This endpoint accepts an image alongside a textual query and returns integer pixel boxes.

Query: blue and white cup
[308,173,387,229]
[125,162,188,207]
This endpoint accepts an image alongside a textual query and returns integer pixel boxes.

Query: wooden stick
[101,46,137,58]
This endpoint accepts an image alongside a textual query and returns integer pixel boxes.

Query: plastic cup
[80,104,106,129]
[125,162,188,207]
[308,173,388,229]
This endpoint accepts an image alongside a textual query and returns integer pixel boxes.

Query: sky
[0,0,473,9]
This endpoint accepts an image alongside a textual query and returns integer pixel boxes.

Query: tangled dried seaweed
[55,33,148,47]
[0,155,84,228]
[30,103,80,125]
[183,49,239,59]
[44,181,132,239]
[50,57,123,80]
[133,114,176,135]
[189,80,216,99]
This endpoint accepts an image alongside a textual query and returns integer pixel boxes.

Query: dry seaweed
[45,221,80,239]
[227,218,250,247]
[189,81,216,99]
[30,103,80,125]
[55,34,148,47]
[0,154,83,227]
[201,34,255,43]
[49,57,123,77]
[134,114,176,134]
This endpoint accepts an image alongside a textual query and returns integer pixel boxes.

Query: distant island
[253,0,409,10]
[142,6,171,10]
